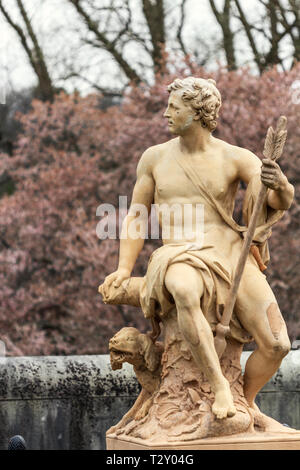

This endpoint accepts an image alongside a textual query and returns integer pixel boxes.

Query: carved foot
[212,386,237,419]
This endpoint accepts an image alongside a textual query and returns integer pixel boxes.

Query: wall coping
[0,351,299,400]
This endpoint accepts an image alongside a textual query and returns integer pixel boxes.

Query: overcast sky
[0,0,289,97]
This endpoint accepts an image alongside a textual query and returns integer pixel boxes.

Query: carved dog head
[109,327,162,372]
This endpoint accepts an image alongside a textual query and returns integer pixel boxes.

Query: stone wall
[0,352,299,450]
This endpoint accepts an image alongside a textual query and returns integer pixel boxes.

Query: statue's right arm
[100,147,156,291]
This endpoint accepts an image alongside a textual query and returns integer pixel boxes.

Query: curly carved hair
[167,77,222,132]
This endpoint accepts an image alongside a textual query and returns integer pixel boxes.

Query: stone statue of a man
[101,77,294,422]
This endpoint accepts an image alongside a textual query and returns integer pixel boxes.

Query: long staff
[214,116,288,359]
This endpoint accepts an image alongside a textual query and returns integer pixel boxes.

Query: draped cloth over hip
[139,155,285,344]
[139,242,254,343]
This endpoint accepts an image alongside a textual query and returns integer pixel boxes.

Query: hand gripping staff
[214,116,288,359]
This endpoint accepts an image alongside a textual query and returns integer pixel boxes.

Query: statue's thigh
[235,263,289,348]
[164,262,204,302]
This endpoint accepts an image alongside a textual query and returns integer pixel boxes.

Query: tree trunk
[209,0,237,70]
[142,0,166,75]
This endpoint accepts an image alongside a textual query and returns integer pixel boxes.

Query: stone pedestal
[106,308,300,449]
[107,433,300,450]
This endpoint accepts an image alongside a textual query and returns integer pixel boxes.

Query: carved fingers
[98,268,131,299]
[261,159,287,191]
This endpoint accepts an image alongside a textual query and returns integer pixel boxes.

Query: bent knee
[168,281,200,307]
[170,284,200,309]
[165,265,202,308]
[260,338,291,360]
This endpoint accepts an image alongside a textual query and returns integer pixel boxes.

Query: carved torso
[152,137,241,248]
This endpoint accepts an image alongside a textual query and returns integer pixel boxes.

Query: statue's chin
[169,124,190,136]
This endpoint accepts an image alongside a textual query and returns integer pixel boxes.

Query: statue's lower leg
[177,304,237,419]
[243,346,289,408]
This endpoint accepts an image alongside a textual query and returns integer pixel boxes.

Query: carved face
[163,91,195,135]
[109,327,140,370]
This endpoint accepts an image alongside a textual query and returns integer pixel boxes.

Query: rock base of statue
[106,308,300,450]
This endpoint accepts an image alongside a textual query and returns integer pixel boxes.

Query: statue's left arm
[236,148,294,211]
[260,158,294,210]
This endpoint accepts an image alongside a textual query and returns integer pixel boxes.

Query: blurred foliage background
[0,0,299,355]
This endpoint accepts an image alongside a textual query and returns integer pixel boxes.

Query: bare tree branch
[0,0,54,101]
[15,0,54,100]
[234,0,298,72]
[234,0,264,72]
[61,71,123,97]
[176,0,188,56]
[208,0,237,70]
[68,0,142,84]
[141,0,166,74]
[0,1,35,68]
[275,0,300,62]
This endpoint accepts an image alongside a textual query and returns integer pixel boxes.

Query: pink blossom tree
[0,63,299,355]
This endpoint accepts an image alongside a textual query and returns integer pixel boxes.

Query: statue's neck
[179,126,212,154]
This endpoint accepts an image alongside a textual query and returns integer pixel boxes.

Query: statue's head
[164,77,222,134]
